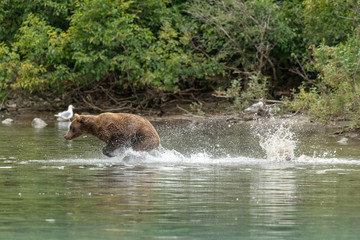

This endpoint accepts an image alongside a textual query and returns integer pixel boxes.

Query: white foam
[254,121,296,161]
[21,147,360,168]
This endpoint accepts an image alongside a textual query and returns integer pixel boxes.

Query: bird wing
[55,110,66,117]
[60,111,72,119]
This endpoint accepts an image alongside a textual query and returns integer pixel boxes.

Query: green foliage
[291,33,360,121]
[225,79,242,100]
[223,73,268,110]
[0,0,360,119]
[0,0,218,95]
[0,43,15,94]
[68,0,154,86]
[0,0,73,44]
[0,14,69,92]
[188,0,295,84]
[302,0,358,45]
[290,86,319,112]
[190,101,204,116]
[242,74,268,102]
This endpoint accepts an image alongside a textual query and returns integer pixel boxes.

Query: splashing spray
[253,121,297,161]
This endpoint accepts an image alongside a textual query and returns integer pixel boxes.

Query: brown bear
[64,113,160,157]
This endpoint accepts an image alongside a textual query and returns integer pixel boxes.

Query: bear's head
[64,114,84,140]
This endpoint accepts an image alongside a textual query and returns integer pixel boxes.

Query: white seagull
[245,100,264,112]
[55,105,75,121]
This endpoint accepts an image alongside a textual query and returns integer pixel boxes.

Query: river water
[1,116,360,239]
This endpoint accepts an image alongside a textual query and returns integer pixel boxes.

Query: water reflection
[56,121,71,130]
[249,166,298,238]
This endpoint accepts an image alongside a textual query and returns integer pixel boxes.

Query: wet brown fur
[65,113,160,157]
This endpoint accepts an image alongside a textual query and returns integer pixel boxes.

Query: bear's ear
[74,114,82,122]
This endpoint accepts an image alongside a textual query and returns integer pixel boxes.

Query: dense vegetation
[0,0,359,120]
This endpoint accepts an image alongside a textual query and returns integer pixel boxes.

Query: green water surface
[1,118,360,240]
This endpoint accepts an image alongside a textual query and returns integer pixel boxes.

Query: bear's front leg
[102,136,127,157]
[102,143,115,157]
[102,141,120,157]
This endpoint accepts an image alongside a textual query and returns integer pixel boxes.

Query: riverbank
[3,88,360,142]
[2,100,357,144]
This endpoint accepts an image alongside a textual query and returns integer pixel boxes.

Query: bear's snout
[64,133,73,140]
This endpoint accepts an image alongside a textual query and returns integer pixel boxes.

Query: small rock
[6,103,17,109]
[6,103,17,111]
[337,137,348,145]
[32,118,47,128]
[2,118,13,125]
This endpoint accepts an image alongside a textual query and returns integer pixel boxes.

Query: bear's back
[96,113,158,135]
[97,112,151,126]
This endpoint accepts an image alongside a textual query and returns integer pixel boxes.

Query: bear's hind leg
[132,133,160,152]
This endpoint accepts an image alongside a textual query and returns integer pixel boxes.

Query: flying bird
[55,105,75,121]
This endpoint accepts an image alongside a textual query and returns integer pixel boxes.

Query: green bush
[0,14,69,92]
[302,0,358,46]
[221,73,268,110]
[0,0,73,44]
[0,0,359,117]
[0,0,219,96]
[291,33,360,121]
[187,0,295,87]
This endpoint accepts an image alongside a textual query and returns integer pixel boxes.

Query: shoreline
[2,107,356,142]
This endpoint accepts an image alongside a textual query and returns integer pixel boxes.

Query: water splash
[21,148,360,168]
[252,120,297,161]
